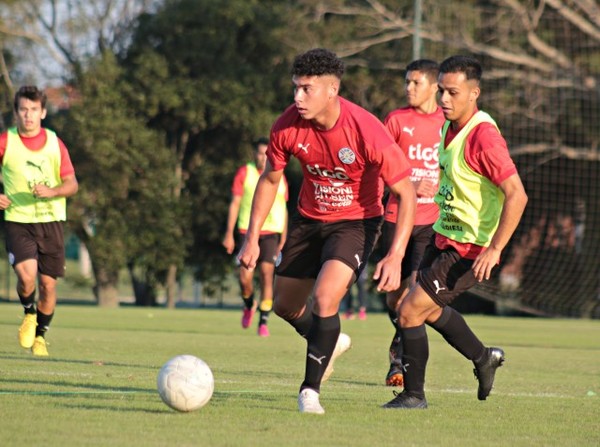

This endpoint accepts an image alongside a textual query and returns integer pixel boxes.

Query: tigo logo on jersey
[338,147,356,164]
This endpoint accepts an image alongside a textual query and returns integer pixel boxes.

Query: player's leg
[32,273,57,356]
[14,259,39,349]
[7,223,40,349]
[385,226,435,387]
[356,269,367,320]
[385,282,409,386]
[238,261,256,328]
[33,222,66,356]
[315,218,380,386]
[236,233,256,328]
[255,234,279,337]
[256,260,275,336]
[419,249,504,400]
[382,284,438,409]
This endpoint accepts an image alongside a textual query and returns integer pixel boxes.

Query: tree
[293,0,600,148]
[55,52,182,307]
[120,0,296,303]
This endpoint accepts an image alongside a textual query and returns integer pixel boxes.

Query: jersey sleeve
[465,124,517,185]
[58,137,76,178]
[376,142,412,187]
[383,112,402,144]
[0,132,7,163]
[231,165,247,196]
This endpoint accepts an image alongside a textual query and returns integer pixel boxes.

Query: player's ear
[469,85,480,102]
[328,79,340,98]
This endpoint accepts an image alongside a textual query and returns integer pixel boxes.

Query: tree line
[0,0,597,308]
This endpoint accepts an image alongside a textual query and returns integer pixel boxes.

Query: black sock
[35,310,54,338]
[386,307,403,363]
[259,310,269,326]
[400,325,429,399]
[242,293,254,310]
[19,291,37,315]
[389,329,403,366]
[287,307,313,339]
[300,313,340,393]
[428,306,485,361]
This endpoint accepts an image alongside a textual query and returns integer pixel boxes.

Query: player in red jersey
[0,86,78,356]
[381,59,445,387]
[238,48,416,414]
[382,56,527,410]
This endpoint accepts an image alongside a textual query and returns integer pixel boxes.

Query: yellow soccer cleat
[32,336,49,357]
[18,314,37,348]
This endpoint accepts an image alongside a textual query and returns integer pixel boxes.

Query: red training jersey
[0,128,75,178]
[383,106,445,225]
[268,97,411,222]
[436,114,518,259]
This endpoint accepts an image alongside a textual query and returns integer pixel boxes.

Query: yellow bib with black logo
[433,112,504,246]
[3,128,67,223]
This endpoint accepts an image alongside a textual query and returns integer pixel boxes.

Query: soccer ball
[157,354,214,412]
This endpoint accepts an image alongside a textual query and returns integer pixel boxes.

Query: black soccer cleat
[473,347,505,401]
[381,391,428,409]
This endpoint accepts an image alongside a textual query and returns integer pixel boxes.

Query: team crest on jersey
[338,147,355,164]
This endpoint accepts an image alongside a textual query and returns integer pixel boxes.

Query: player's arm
[472,173,528,282]
[238,161,283,270]
[222,194,242,254]
[373,176,416,292]
[33,174,78,199]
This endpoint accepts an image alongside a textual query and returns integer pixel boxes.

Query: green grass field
[0,302,598,447]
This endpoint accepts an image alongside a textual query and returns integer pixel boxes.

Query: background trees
[0,0,598,316]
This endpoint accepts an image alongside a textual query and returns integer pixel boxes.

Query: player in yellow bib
[0,86,78,356]
[222,137,288,336]
[382,56,528,409]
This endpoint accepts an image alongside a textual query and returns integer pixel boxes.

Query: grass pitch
[0,302,598,447]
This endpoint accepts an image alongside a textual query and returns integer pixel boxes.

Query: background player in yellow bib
[0,86,78,356]
[222,137,288,337]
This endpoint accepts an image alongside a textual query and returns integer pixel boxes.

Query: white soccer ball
[157,354,214,412]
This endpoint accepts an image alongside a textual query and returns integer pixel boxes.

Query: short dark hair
[406,59,439,83]
[439,56,482,82]
[253,137,269,148]
[14,85,47,111]
[291,48,345,79]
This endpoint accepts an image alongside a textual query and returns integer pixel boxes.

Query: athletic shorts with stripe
[417,237,479,307]
[381,221,434,282]
[276,213,382,281]
[236,233,281,265]
[5,221,66,278]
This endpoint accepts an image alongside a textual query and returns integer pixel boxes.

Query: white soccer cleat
[298,388,325,414]
[322,332,352,382]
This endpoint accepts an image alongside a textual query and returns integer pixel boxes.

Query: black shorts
[417,241,478,307]
[381,221,434,281]
[5,221,66,278]
[276,214,382,280]
[236,233,281,265]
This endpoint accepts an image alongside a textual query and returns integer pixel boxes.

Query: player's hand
[222,234,235,254]
[0,194,11,210]
[32,183,54,199]
[415,179,437,198]
[472,247,501,282]
[237,239,260,271]
[372,253,402,292]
